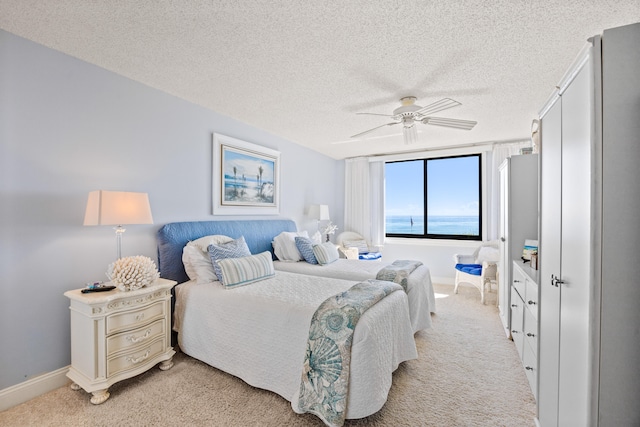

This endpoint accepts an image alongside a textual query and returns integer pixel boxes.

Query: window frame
[385,153,483,241]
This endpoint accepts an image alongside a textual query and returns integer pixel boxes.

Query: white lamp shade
[308,204,330,221]
[83,190,153,226]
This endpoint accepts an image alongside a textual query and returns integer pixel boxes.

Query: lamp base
[114,225,126,259]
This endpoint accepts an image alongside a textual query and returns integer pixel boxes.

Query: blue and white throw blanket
[375,260,423,291]
[297,279,403,427]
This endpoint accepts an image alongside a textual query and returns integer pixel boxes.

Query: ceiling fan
[351,96,477,144]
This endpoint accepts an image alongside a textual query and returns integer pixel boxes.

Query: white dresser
[64,278,176,404]
[510,260,538,399]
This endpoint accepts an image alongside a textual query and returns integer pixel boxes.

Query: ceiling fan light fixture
[403,124,418,144]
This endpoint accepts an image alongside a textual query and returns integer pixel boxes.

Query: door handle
[500,237,506,242]
[551,274,565,287]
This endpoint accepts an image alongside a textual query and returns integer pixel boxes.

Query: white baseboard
[0,366,70,412]
[432,276,454,286]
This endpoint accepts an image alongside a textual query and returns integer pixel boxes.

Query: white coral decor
[106,256,160,292]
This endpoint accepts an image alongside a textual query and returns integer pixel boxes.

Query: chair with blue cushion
[336,231,383,261]
[453,242,499,304]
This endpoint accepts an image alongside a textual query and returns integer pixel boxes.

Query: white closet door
[557,49,593,427]
[538,98,562,427]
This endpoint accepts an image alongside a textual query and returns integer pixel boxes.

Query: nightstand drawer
[107,337,166,377]
[106,301,165,335]
[107,319,165,355]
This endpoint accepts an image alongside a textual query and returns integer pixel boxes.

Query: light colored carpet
[0,283,536,426]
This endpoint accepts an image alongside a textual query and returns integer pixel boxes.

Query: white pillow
[475,246,500,264]
[272,230,309,261]
[182,235,234,284]
[182,245,217,284]
[189,235,234,251]
[312,242,339,265]
[310,231,322,245]
[216,251,275,289]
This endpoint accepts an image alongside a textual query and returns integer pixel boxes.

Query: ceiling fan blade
[422,117,477,130]
[355,112,396,117]
[350,122,400,138]
[415,98,461,116]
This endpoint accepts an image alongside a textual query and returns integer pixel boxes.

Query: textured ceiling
[1,1,638,159]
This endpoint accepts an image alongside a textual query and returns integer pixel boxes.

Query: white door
[557,49,593,427]
[538,48,594,427]
[538,97,562,427]
[498,159,510,336]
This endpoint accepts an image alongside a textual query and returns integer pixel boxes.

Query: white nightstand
[64,278,176,404]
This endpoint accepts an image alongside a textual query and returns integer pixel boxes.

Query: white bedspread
[274,259,435,332]
[174,271,417,420]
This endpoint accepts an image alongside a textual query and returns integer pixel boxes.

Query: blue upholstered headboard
[156,219,297,284]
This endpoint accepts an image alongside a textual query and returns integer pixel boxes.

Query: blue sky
[223,148,275,183]
[385,156,479,217]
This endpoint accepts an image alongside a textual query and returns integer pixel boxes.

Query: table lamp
[83,190,154,259]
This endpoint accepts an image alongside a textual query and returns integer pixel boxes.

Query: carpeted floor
[0,283,537,426]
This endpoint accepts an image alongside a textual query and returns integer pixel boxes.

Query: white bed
[274,259,435,332]
[156,220,419,423]
[174,271,418,420]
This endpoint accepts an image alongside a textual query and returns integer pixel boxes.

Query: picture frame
[212,133,280,215]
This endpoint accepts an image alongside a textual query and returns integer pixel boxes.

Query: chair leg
[454,272,460,294]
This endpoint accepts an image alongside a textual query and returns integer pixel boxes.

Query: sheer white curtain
[344,157,385,246]
[487,141,530,240]
[369,161,385,247]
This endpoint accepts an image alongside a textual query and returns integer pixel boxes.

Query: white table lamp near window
[83,190,153,259]
[308,204,330,232]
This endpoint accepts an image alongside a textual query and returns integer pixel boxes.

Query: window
[385,154,482,240]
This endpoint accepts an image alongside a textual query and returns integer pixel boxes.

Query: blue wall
[0,30,344,390]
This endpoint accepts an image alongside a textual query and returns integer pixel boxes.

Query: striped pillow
[208,236,251,281]
[215,251,275,289]
[312,242,339,265]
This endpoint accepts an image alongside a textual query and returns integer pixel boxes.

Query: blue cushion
[208,236,252,281]
[295,236,318,264]
[359,252,382,260]
[455,263,483,276]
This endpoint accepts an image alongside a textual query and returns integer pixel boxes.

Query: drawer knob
[126,350,151,365]
[125,329,152,344]
[526,333,536,337]
[135,313,145,321]
[514,280,521,283]
[511,329,519,334]
[525,366,534,371]
[527,300,537,305]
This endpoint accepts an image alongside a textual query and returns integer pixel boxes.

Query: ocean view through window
[385,154,482,240]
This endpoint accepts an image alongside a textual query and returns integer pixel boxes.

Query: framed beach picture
[212,133,280,215]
